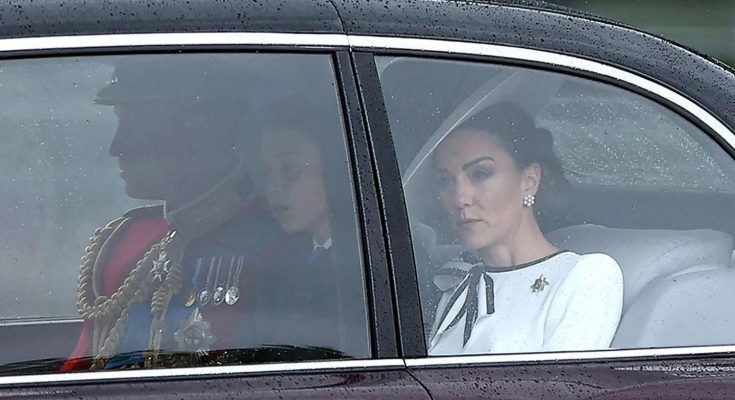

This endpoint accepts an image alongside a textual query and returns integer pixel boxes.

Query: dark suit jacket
[238,233,367,357]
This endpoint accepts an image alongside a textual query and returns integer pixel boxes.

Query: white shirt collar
[313,237,332,251]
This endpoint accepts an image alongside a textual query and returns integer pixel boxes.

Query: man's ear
[522,163,541,196]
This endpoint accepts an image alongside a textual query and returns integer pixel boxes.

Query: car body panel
[410,357,735,399]
[3,369,431,400]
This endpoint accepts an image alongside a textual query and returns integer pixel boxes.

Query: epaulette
[92,205,167,291]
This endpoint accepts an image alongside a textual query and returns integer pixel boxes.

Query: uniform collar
[313,237,332,251]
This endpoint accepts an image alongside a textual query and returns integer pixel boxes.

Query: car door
[0,31,431,399]
[342,2,735,399]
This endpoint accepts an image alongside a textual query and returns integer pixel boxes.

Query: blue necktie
[307,246,327,266]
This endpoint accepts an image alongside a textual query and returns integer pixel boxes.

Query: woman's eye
[471,168,493,181]
[436,173,452,187]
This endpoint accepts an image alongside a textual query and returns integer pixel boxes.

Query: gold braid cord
[145,252,185,368]
[77,218,184,370]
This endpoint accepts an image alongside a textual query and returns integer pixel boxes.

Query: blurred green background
[547,0,735,68]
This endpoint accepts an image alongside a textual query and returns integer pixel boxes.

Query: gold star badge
[531,275,549,293]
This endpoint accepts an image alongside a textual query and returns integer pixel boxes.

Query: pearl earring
[523,194,535,207]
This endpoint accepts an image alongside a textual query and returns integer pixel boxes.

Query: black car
[1,0,735,398]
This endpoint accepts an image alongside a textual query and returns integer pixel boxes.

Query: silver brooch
[531,275,549,293]
[151,251,171,282]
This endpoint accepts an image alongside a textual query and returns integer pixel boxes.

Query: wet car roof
[0,0,342,37]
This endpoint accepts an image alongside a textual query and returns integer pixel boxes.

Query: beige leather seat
[547,224,733,311]
[547,224,734,348]
[612,268,735,348]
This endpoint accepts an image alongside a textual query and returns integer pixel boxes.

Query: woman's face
[259,130,329,237]
[434,128,538,251]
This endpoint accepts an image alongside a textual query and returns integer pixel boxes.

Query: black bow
[434,253,495,346]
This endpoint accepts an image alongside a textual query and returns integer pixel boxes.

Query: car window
[377,55,735,355]
[0,53,370,374]
[536,81,732,191]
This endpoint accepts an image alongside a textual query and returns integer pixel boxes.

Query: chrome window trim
[348,35,735,151]
[0,32,349,52]
[406,345,735,368]
[0,359,405,386]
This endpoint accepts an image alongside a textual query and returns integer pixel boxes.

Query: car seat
[547,224,734,348]
[547,224,734,311]
[611,268,735,348]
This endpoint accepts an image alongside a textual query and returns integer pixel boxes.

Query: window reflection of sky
[0,59,144,319]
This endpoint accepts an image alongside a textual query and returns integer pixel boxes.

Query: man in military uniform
[61,55,278,371]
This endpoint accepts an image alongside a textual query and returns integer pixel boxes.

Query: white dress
[428,251,623,355]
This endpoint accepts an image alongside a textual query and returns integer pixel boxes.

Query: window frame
[0,33,403,385]
[350,37,735,368]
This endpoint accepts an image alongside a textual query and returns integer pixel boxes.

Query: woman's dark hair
[453,102,569,221]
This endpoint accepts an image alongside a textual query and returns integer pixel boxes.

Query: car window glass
[0,53,370,375]
[536,80,731,190]
[377,56,735,355]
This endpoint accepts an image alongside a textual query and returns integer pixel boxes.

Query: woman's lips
[457,218,482,227]
[118,161,130,177]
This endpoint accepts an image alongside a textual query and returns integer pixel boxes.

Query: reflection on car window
[377,56,735,355]
[0,53,369,375]
[536,81,732,191]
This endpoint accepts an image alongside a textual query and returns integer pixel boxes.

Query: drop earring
[523,194,535,207]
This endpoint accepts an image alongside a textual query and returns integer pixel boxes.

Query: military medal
[220,256,236,306]
[212,288,225,304]
[174,308,217,357]
[184,258,203,307]
[212,256,225,305]
[185,292,197,307]
[225,286,240,306]
[531,275,549,293]
[225,255,244,306]
[197,288,211,306]
[151,250,171,282]
[198,257,216,306]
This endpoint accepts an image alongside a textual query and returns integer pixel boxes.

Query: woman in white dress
[429,102,623,355]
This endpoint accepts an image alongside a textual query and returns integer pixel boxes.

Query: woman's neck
[479,216,557,267]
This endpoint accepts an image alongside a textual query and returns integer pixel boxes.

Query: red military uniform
[61,209,168,371]
[62,185,278,371]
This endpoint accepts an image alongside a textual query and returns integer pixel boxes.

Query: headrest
[547,224,733,308]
